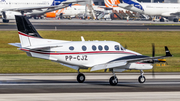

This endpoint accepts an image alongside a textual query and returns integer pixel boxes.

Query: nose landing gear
[138,70,146,83]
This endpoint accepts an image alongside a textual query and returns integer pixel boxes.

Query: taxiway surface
[0,19,180,31]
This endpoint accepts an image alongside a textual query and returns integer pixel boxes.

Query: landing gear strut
[109,71,118,86]
[77,69,85,83]
[138,70,146,83]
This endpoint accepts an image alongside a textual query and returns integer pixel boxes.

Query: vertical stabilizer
[15,15,42,47]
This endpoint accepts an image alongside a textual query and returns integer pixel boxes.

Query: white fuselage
[19,31,153,72]
[61,5,105,17]
[0,0,60,20]
[0,0,53,10]
[122,3,180,17]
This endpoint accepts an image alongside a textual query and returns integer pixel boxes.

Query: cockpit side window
[114,45,120,51]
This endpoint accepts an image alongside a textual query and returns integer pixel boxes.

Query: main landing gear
[109,71,118,86]
[77,69,85,83]
[138,70,146,83]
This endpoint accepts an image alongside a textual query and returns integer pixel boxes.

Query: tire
[160,18,164,22]
[109,76,118,86]
[2,19,9,23]
[77,73,85,83]
[138,76,146,83]
[173,18,178,22]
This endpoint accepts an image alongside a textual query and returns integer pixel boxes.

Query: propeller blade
[152,43,155,57]
[166,62,168,65]
[104,69,107,72]
[152,67,155,78]
[125,44,127,49]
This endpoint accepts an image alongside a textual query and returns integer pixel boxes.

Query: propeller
[152,43,155,77]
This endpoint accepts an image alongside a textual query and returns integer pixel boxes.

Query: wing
[91,46,172,71]
[91,61,127,71]
[2,0,84,14]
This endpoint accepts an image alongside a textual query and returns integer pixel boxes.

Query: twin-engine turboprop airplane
[9,15,172,86]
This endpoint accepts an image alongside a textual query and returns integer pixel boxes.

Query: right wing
[91,46,172,71]
[91,61,127,71]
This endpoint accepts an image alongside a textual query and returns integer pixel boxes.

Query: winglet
[165,46,172,57]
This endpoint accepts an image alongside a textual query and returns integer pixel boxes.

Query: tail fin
[104,0,120,8]
[15,15,42,47]
[51,0,63,6]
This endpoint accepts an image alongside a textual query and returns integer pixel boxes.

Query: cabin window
[104,45,109,51]
[69,46,74,51]
[82,45,87,51]
[114,45,120,51]
[98,45,103,51]
[92,45,96,51]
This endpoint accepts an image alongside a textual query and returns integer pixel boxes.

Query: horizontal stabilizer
[9,43,22,48]
[91,61,127,71]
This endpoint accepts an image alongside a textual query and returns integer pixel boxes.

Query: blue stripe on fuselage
[123,0,144,11]
[108,55,149,63]
[51,0,67,6]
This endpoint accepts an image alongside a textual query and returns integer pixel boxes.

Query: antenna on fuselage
[81,36,85,41]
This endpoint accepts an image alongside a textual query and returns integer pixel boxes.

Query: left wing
[91,46,172,71]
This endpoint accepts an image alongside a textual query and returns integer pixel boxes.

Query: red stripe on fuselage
[20,48,137,55]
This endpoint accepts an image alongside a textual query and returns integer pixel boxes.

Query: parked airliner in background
[9,15,172,85]
[45,1,104,19]
[118,0,180,22]
[0,0,84,23]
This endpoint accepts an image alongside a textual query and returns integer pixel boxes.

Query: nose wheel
[109,76,118,86]
[138,70,146,83]
[77,73,85,83]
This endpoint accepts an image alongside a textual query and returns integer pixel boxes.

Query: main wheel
[173,18,178,22]
[138,75,146,83]
[77,73,85,83]
[109,76,118,86]
[160,18,164,22]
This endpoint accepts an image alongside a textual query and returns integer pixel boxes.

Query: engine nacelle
[3,11,21,20]
[161,12,171,17]
[44,12,56,18]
